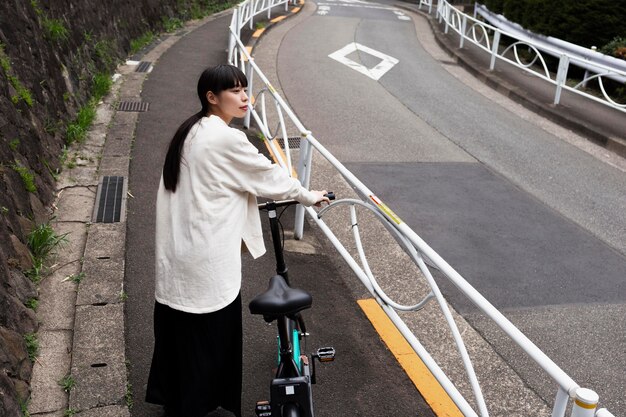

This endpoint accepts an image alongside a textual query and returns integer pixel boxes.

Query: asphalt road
[271,0,626,414]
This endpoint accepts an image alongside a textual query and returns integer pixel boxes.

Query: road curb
[395,2,626,159]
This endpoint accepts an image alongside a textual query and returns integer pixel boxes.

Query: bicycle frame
[255,198,335,417]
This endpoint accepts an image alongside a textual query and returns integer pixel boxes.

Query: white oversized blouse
[155,115,319,314]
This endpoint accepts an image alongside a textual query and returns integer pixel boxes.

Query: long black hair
[162,64,248,192]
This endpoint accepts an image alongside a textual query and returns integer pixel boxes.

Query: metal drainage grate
[93,176,125,223]
[135,61,152,73]
[276,137,302,149]
[117,101,150,112]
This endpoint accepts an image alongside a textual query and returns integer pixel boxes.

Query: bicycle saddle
[249,275,312,321]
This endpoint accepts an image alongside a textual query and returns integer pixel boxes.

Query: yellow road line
[292,6,301,12]
[252,28,265,38]
[270,15,287,23]
[357,299,464,417]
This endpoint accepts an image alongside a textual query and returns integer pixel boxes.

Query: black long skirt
[146,294,242,417]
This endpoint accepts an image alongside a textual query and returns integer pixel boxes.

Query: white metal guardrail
[426,0,626,113]
[227,1,617,416]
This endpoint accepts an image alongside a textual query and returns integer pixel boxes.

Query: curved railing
[227,1,617,416]
[429,0,626,113]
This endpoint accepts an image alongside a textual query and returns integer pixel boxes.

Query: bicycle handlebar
[258,192,335,210]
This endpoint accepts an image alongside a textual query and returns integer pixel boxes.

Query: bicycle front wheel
[282,403,301,417]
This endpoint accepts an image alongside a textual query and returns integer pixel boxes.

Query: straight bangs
[212,65,248,94]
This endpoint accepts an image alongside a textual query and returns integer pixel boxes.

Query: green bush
[482,0,626,49]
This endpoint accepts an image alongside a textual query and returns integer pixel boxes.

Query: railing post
[489,31,501,71]
[244,60,253,129]
[570,388,598,417]
[460,14,467,48]
[294,135,313,240]
[554,54,570,105]
[444,6,450,34]
[551,387,569,417]
[248,0,251,30]
[228,9,238,64]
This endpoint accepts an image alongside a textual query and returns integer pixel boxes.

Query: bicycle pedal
[255,400,271,417]
[316,346,335,362]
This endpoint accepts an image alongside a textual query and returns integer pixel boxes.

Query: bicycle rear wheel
[282,403,301,417]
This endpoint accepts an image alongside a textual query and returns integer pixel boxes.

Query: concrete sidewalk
[397,1,626,158]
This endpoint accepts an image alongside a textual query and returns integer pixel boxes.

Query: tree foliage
[482,0,626,50]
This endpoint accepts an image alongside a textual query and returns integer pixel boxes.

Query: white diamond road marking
[328,42,399,81]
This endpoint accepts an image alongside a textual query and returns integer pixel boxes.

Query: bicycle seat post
[267,201,290,284]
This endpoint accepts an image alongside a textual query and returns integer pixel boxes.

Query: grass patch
[25,297,39,311]
[94,38,117,69]
[92,72,112,101]
[125,381,133,409]
[66,102,96,145]
[59,374,76,393]
[1,206,8,215]
[9,138,20,151]
[26,222,68,284]
[11,162,37,193]
[163,16,184,32]
[130,31,156,55]
[19,397,30,417]
[24,333,39,362]
[43,18,69,42]
[63,409,77,417]
[0,42,33,107]
[64,271,85,284]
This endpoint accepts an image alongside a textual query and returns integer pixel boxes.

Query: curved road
[268,0,626,414]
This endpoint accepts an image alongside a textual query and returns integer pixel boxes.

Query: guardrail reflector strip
[358,299,464,417]
[369,195,403,224]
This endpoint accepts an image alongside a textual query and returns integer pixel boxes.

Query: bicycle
[249,194,336,417]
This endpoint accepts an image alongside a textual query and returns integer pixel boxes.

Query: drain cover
[135,61,152,73]
[117,101,150,112]
[93,176,125,223]
[276,137,301,149]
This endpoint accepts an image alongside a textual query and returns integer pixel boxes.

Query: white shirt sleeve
[217,129,319,206]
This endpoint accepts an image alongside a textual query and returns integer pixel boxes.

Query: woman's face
[207,85,249,123]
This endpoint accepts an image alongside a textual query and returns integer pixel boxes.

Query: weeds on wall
[11,162,37,193]
[26,222,68,284]
[31,0,69,42]
[23,333,39,362]
[0,42,34,107]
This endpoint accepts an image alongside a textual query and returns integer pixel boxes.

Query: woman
[146,64,329,417]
